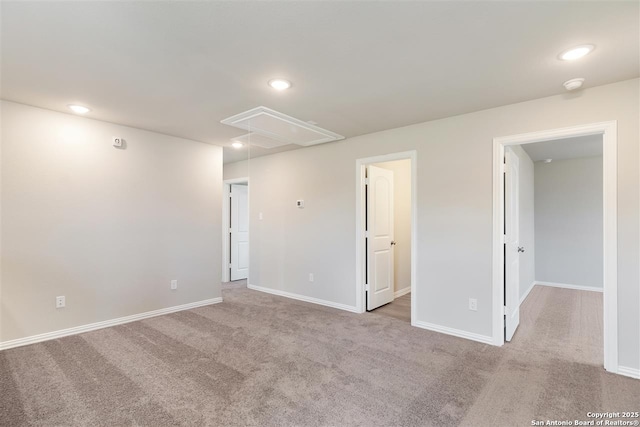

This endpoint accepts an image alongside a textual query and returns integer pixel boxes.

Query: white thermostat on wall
[112,136,123,147]
[296,200,305,208]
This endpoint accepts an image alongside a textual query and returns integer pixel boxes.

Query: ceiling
[522,134,603,162]
[1,2,638,164]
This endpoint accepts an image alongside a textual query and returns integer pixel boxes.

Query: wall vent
[221,106,344,147]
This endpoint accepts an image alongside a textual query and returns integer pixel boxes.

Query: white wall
[0,101,223,343]
[535,156,603,289]
[510,146,535,301]
[375,160,411,293]
[237,78,638,370]
[224,159,248,180]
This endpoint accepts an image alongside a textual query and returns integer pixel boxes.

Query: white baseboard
[618,366,640,379]
[247,284,360,313]
[394,287,411,298]
[0,297,223,351]
[519,281,536,306]
[536,281,603,292]
[412,320,494,345]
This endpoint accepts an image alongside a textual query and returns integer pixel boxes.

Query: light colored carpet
[372,292,411,323]
[222,279,249,290]
[1,284,638,426]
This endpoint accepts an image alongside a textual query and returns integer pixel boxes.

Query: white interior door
[367,165,395,311]
[505,148,520,341]
[230,184,249,281]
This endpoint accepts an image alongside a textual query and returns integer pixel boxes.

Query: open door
[366,165,395,311]
[504,148,520,341]
[230,184,249,281]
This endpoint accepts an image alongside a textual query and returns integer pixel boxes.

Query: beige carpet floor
[1,284,638,426]
[373,292,411,323]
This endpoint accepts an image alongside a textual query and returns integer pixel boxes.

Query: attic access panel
[231,133,289,149]
[221,106,344,147]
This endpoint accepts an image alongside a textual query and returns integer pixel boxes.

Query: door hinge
[364,178,369,185]
[365,283,370,292]
[365,230,369,238]
[503,306,508,316]
[229,228,232,233]
[502,234,507,244]
[501,163,506,174]
[229,263,232,268]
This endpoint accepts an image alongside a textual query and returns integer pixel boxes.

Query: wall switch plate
[56,296,66,308]
[309,273,314,282]
[296,200,305,208]
[469,298,477,311]
[170,279,178,290]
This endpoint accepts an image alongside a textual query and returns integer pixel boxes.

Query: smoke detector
[563,78,585,91]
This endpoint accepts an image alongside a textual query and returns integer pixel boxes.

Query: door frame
[355,150,417,323]
[492,121,618,374]
[222,177,249,283]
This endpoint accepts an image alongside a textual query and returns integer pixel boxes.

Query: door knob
[517,247,525,253]
[390,241,397,246]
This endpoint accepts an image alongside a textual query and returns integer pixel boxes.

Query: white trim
[493,121,618,375]
[413,320,493,345]
[536,281,603,293]
[519,281,536,306]
[492,136,508,345]
[247,284,359,313]
[601,122,619,375]
[0,297,223,351]
[222,177,249,283]
[617,366,640,380]
[355,151,417,325]
[394,287,411,298]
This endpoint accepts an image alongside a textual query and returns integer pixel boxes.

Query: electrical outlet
[56,296,66,309]
[309,273,314,282]
[170,279,178,290]
[469,298,477,311]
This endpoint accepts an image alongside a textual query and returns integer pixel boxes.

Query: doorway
[222,178,249,283]
[355,151,417,324]
[493,121,618,374]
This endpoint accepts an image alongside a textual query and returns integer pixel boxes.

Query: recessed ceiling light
[268,79,291,91]
[563,78,585,91]
[559,44,595,61]
[231,142,244,149]
[68,104,90,114]
[544,159,553,164]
